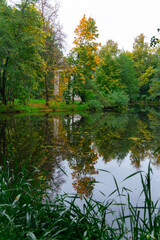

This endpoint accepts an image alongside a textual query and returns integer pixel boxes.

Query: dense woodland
[1,0,160,109]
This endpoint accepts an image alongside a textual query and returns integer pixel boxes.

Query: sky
[59,0,160,54]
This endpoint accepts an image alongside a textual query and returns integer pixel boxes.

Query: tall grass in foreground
[0,158,160,240]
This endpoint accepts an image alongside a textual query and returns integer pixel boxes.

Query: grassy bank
[0,155,160,240]
[0,99,89,114]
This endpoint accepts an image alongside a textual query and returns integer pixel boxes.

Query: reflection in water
[63,115,98,197]
[0,108,160,198]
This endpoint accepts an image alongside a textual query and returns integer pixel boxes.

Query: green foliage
[148,66,160,101]
[99,39,120,58]
[95,34,160,106]
[117,53,139,101]
[1,1,160,109]
[96,50,137,107]
[0,0,65,107]
[86,99,103,112]
[130,33,157,100]
[0,0,46,104]
[41,21,64,106]
[96,53,120,94]
[132,34,151,77]
[68,15,101,103]
[107,89,129,108]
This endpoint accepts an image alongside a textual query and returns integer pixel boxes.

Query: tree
[117,53,139,102]
[95,41,131,108]
[95,40,122,95]
[38,0,65,106]
[68,15,101,102]
[148,66,160,101]
[99,39,120,58]
[131,33,156,99]
[96,53,120,95]
[41,24,64,106]
[0,0,46,105]
[95,41,140,106]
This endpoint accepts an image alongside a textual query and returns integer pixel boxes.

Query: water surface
[0,108,160,203]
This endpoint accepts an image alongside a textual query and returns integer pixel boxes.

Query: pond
[0,107,160,204]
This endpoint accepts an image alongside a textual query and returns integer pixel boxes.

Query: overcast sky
[59,0,160,54]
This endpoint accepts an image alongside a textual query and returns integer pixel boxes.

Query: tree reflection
[129,120,152,168]
[63,115,98,197]
[90,113,132,164]
[0,114,68,193]
[75,109,160,169]
[1,108,160,198]
[147,109,160,165]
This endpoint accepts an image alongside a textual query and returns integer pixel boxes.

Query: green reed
[0,156,160,239]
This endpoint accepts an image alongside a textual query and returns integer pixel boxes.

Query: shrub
[107,89,129,108]
[86,99,103,112]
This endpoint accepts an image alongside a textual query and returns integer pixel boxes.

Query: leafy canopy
[68,14,101,102]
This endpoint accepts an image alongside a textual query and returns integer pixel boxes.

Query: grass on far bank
[0,152,160,240]
[0,99,89,114]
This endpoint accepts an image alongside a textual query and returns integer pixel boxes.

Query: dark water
[0,108,160,202]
